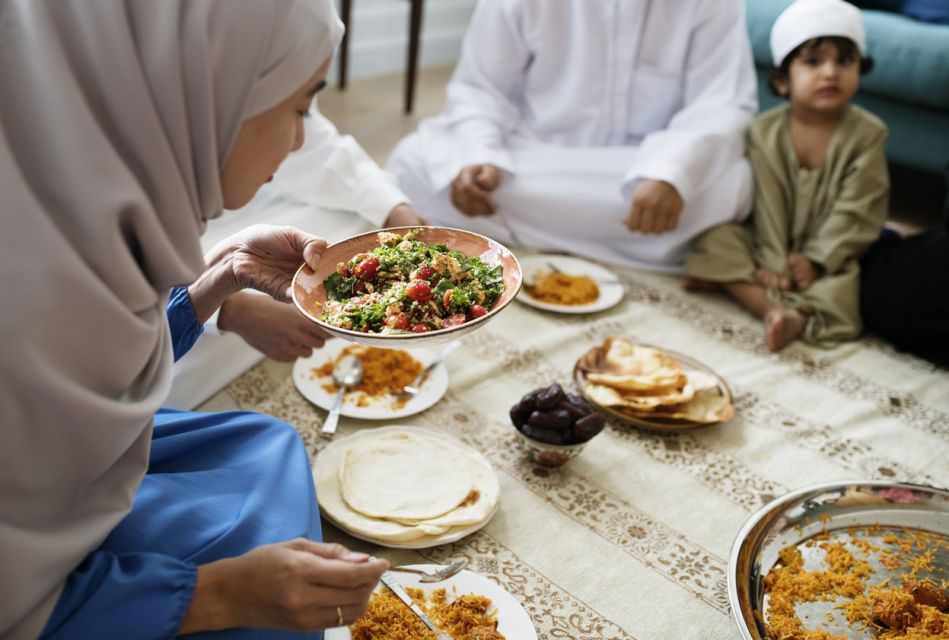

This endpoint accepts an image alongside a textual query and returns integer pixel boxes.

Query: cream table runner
[198,265,949,640]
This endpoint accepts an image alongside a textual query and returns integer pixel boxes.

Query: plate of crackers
[574,337,734,430]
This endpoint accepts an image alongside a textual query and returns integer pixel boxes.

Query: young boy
[683,0,889,352]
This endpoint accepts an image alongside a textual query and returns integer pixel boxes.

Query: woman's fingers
[302,236,327,271]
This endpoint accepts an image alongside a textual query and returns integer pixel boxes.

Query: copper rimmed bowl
[291,226,522,349]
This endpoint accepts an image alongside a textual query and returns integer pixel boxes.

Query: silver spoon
[321,355,363,435]
[387,558,469,583]
[401,340,461,398]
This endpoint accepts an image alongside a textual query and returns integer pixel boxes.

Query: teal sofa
[746,0,949,176]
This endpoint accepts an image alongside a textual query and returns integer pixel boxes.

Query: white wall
[328,0,477,83]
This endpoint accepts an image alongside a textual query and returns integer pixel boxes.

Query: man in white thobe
[168,110,423,408]
[387,0,757,271]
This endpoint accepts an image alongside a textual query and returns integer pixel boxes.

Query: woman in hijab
[0,1,387,638]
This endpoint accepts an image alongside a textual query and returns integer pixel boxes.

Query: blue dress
[41,288,324,640]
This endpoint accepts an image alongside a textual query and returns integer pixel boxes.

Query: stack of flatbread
[316,430,500,544]
[577,337,734,425]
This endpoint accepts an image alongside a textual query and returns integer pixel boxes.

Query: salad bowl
[292,226,522,348]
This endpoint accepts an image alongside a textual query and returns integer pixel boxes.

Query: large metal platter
[728,480,949,639]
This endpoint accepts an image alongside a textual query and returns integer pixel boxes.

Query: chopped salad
[320,229,505,334]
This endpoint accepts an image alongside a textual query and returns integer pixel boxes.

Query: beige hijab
[0,1,342,637]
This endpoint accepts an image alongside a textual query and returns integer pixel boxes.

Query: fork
[401,340,461,397]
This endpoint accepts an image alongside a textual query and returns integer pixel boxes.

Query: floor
[318,65,453,166]
[318,65,945,230]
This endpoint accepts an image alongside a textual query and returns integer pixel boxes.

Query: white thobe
[387,0,758,271]
[167,110,407,409]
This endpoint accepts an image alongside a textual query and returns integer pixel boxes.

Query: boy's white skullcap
[770,0,866,66]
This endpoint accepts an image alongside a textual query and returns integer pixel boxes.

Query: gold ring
[336,605,344,626]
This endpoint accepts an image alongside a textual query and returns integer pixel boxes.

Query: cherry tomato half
[411,323,431,333]
[353,256,380,281]
[444,312,467,327]
[385,313,409,330]
[406,280,433,303]
[414,265,437,281]
[468,304,487,319]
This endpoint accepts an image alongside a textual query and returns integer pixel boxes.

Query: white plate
[325,566,537,640]
[516,254,624,314]
[313,426,499,549]
[292,340,449,420]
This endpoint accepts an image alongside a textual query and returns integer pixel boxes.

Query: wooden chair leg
[405,0,424,113]
[339,0,352,90]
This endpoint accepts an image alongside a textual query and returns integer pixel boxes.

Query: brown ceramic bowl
[291,226,522,348]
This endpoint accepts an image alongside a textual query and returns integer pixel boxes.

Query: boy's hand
[451,164,501,216]
[625,179,683,234]
[755,267,792,292]
[788,253,822,291]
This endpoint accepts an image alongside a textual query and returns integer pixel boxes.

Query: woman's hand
[384,203,428,228]
[218,292,329,361]
[625,179,684,234]
[180,539,388,634]
[451,164,501,216]
[188,224,327,324]
[224,224,327,301]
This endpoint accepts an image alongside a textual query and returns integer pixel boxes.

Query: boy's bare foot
[755,267,791,291]
[787,253,821,291]
[682,276,720,291]
[764,307,806,352]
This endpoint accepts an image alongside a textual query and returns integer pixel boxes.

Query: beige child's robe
[685,103,889,345]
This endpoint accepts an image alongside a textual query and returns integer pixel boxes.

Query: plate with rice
[517,254,623,314]
[729,480,949,639]
[293,339,449,420]
[325,565,536,640]
[313,426,500,549]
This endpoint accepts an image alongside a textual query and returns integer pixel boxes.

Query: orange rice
[312,345,423,409]
[763,526,949,640]
[525,271,599,305]
[350,587,503,640]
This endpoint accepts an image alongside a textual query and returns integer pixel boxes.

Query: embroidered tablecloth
[199,265,948,640]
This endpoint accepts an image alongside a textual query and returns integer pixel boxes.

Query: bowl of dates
[509,383,606,466]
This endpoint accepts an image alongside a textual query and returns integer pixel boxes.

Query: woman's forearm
[178,559,238,635]
[187,241,241,324]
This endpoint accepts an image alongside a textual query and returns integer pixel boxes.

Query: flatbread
[318,429,500,543]
[584,381,696,409]
[340,432,474,521]
[585,370,685,392]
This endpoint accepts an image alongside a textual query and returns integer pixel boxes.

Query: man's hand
[218,292,329,361]
[787,253,822,291]
[180,540,388,634]
[383,203,428,228]
[625,179,684,234]
[450,164,501,216]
